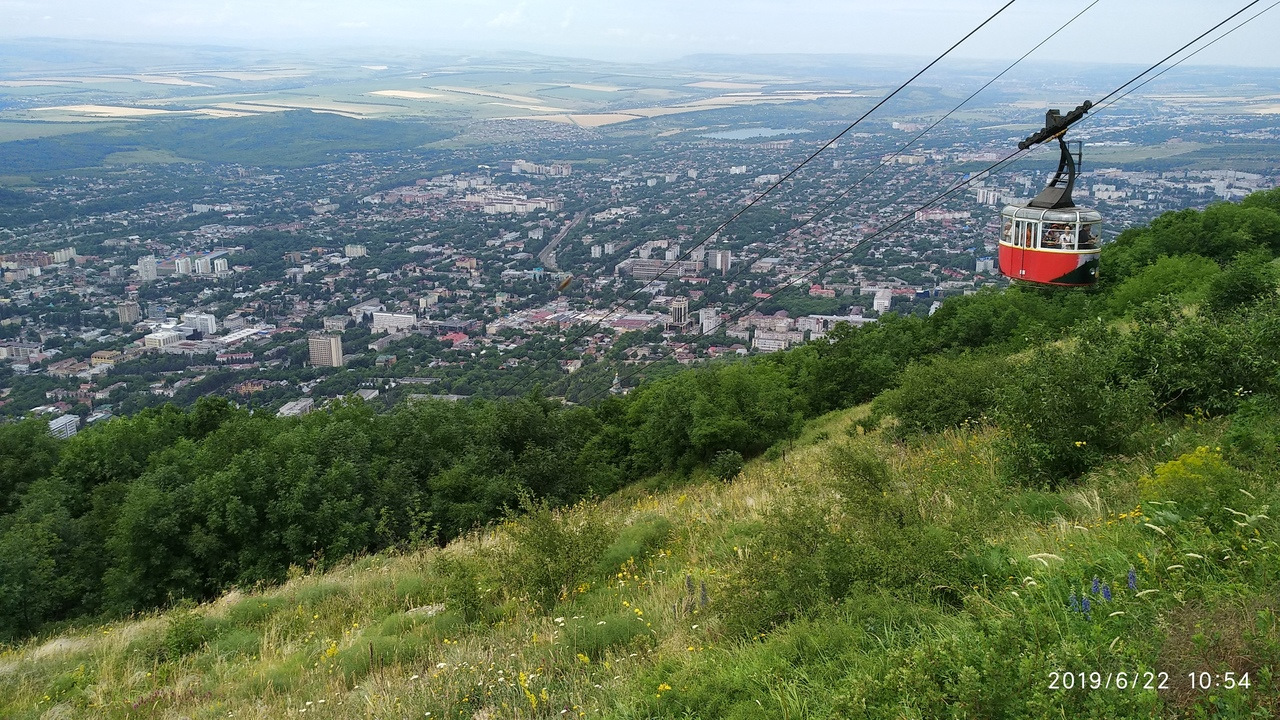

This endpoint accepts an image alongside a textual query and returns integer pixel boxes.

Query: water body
[697,127,812,140]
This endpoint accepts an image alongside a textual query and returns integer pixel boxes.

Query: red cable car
[999,102,1102,286]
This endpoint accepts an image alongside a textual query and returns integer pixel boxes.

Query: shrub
[708,450,744,482]
[1139,446,1250,532]
[1116,298,1280,417]
[871,353,1013,438]
[164,607,213,660]
[994,329,1153,488]
[436,556,485,624]
[503,498,611,610]
[594,515,673,578]
[1204,249,1278,316]
[1224,395,1280,471]
[1105,254,1219,316]
[823,440,889,504]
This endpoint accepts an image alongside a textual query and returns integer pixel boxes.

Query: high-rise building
[671,297,689,326]
[52,247,77,264]
[195,257,213,275]
[667,297,692,333]
[345,244,368,258]
[308,333,344,368]
[137,255,157,282]
[710,249,733,275]
[181,312,218,335]
[117,301,141,324]
[213,258,229,274]
[175,257,193,275]
[699,307,722,334]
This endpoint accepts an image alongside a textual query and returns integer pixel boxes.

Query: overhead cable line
[668,0,1102,310]
[489,0,1018,399]
[1094,0,1263,107]
[572,0,1273,406]
[1091,0,1280,113]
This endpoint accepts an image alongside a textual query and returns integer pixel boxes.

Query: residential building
[137,255,157,282]
[117,301,142,324]
[308,333,344,368]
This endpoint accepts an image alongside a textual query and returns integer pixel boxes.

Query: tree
[1204,249,1278,316]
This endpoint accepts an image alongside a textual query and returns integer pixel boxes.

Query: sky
[3,0,1279,67]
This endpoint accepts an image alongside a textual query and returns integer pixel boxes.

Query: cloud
[488,3,526,28]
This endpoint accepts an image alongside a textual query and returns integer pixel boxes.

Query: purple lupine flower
[1128,567,1138,591]
[1069,592,1080,612]
[1092,576,1100,594]
[1102,584,1112,602]
[1081,596,1091,618]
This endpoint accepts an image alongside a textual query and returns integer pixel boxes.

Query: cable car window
[1014,220,1037,248]
[1002,219,1014,245]
[1079,223,1100,248]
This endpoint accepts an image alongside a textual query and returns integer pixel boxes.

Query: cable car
[999,102,1102,286]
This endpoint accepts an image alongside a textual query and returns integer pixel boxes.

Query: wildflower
[1068,591,1079,612]
[1101,584,1112,602]
[1081,597,1091,618]
[1128,567,1137,591]
[1091,576,1100,594]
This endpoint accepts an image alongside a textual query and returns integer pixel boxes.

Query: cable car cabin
[997,102,1103,286]
[998,206,1101,286]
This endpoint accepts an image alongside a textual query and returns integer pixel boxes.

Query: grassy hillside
[2,399,1278,718]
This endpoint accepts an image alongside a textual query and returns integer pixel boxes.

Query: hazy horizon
[2,0,1279,68]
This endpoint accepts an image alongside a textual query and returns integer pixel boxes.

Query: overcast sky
[3,0,1279,67]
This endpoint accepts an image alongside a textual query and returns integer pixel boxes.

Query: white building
[194,257,213,275]
[277,398,315,417]
[137,255,157,282]
[48,414,80,439]
[371,312,417,333]
[873,289,893,314]
[144,330,183,349]
[345,244,368,258]
[181,312,218,335]
[699,307,722,334]
[175,257,193,275]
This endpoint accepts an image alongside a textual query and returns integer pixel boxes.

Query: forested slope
[4,190,1280,717]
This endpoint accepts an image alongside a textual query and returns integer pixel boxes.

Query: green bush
[164,607,214,660]
[1224,395,1280,471]
[871,353,1013,438]
[1104,254,1219,316]
[502,498,611,610]
[208,627,260,658]
[595,515,673,577]
[708,450,744,482]
[1205,249,1278,316]
[994,328,1153,488]
[436,556,486,624]
[334,635,430,682]
[1139,446,1252,532]
[1116,298,1280,417]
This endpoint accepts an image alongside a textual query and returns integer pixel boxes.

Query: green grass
[1,406,1278,718]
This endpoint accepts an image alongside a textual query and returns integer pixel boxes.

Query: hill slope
[2,399,1279,718]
